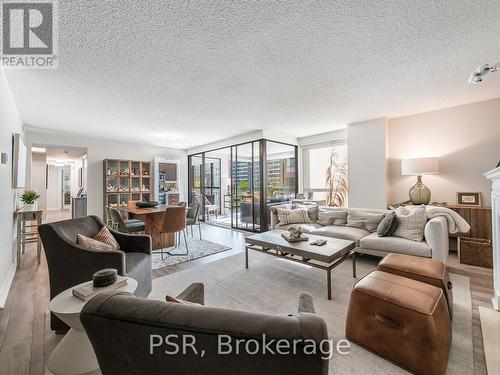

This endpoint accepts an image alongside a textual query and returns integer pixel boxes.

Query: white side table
[48,277,138,375]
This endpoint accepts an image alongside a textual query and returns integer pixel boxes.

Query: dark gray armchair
[80,284,329,375]
[39,215,152,332]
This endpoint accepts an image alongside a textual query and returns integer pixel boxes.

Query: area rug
[151,252,474,375]
[151,238,231,270]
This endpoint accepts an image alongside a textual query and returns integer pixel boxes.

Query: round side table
[48,277,138,375]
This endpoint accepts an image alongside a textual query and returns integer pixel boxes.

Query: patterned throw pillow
[317,209,348,226]
[94,226,120,250]
[276,208,312,225]
[77,234,115,251]
[393,205,427,242]
[346,210,385,232]
[296,205,319,222]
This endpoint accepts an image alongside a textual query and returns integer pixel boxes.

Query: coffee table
[245,230,356,299]
[48,277,138,375]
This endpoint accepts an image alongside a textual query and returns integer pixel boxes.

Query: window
[302,140,348,207]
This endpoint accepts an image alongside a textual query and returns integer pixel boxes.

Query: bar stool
[16,206,43,267]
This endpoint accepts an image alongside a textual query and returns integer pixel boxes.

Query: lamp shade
[401,158,439,176]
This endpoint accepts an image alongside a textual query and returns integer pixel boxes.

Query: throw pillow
[296,205,319,222]
[77,234,115,251]
[346,209,385,232]
[317,209,348,226]
[276,208,312,225]
[93,226,120,250]
[377,212,399,237]
[165,295,201,306]
[393,205,427,242]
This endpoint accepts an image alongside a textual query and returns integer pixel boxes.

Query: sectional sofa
[270,205,449,263]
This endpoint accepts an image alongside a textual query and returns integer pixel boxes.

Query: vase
[24,202,38,211]
[408,176,431,205]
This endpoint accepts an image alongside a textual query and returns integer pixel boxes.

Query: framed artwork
[456,192,482,207]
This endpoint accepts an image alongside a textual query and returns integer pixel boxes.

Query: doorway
[31,144,88,221]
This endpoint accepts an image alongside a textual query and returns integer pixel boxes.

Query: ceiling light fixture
[32,147,46,153]
[468,60,500,84]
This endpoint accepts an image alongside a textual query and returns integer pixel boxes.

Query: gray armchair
[81,284,329,375]
[39,215,152,332]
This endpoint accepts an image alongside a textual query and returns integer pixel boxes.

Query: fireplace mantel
[485,166,500,310]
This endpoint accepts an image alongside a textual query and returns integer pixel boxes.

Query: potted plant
[20,190,41,210]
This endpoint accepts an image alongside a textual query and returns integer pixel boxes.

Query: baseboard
[0,262,16,309]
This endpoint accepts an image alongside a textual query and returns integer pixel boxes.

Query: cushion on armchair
[77,226,120,251]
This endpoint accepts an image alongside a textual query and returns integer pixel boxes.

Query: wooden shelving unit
[103,159,153,209]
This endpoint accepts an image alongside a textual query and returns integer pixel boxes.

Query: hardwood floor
[0,214,494,374]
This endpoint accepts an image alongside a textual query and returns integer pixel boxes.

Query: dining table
[117,204,190,250]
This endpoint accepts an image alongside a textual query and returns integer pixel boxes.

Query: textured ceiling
[5,1,500,149]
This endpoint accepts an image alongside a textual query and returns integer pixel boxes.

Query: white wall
[0,70,23,308]
[388,98,500,207]
[347,118,389,209]
[46,165,63,210]
[31,152,47,210]
[25,128,187,217]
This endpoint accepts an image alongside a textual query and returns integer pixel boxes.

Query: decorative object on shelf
[92,268,118,287]
[457,192,482,207]
[20,190,41,210]
[468,60,500,84]
[401,157,439,205]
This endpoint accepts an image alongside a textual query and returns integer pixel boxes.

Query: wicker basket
[457,237,493,268]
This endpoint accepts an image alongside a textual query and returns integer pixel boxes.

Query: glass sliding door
[188,139,297,232]
[232,142,256,230]
[188,154,204,220]
[265,141,298,230]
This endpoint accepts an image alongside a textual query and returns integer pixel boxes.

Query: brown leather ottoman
[377,253,453,319]
[346,271,452,375]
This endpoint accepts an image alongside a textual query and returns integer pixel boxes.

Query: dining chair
[186,202,202,239]
[178,201,187,207]
[109,207,146,234]
[204,196,218,221]
[104,206,113,227]
[153,206,188,259]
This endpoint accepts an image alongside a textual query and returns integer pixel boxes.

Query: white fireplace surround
[485,167,500,310]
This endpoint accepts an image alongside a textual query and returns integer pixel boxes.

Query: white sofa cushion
[311,225,370,242]
[359,232,432,258]
[276,223,322,234]
[317,208,348,226]
[346,209,385,232]
[393,205,427,241]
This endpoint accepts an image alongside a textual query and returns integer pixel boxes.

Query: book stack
[72,276,128,302]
